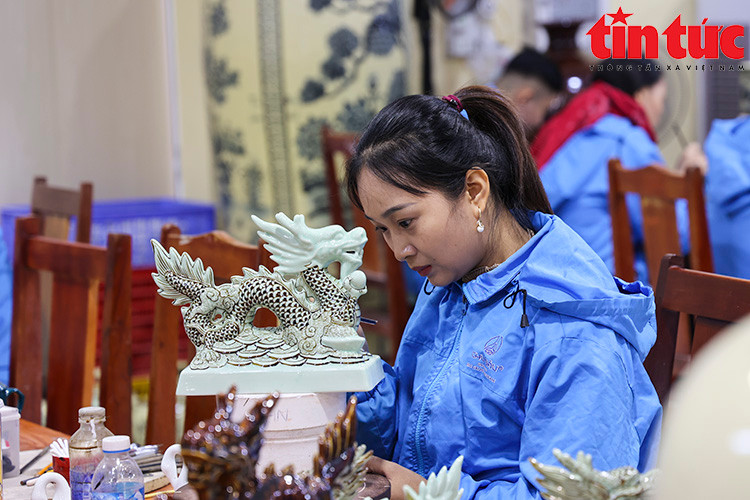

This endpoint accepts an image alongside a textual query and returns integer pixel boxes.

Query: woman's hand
[367,456,425,500]
[676,141,708,174]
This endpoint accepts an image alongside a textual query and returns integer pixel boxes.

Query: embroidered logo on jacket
[467,351,503,383]
[484,335,503,355]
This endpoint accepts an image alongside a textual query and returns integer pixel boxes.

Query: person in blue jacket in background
[704,115,750,279]
[345,86,661,499]
[0,227,12,384]
[532,59,705,283]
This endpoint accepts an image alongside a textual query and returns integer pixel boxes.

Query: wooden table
[16,419,388,499]
[14,419,171,498]
[20,419,69,451]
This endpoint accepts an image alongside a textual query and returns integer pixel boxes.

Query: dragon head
[251,213,367,278]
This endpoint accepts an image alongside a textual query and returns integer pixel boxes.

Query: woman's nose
[393,242,416,262]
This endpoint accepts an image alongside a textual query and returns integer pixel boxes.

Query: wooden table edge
[20,418,69,451]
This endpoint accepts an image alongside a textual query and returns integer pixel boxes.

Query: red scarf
[531,81,657,170]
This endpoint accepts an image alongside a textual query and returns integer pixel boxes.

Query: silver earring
[476,208,485,233]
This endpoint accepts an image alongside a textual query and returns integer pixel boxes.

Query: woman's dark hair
[506,47,564,93]
[592,57,662,96]
[345,85,552,232]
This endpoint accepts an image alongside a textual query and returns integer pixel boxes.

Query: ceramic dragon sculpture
[151,213,372,370]
[529,449,657,500]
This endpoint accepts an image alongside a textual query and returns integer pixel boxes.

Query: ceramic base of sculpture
[230,392,346,474]
[176,355,383,395]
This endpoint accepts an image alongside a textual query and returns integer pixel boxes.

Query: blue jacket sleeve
[704,118,750,278]
[520,337,651,487]
[354,360,400,460]
[457,472,542,499]
[455,334,657,499]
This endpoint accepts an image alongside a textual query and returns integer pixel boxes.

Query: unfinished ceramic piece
[179,387,370,500]
[151,213,384,394]
[403,456,464,500]
[179,386,466,500]
[529,449,657,500]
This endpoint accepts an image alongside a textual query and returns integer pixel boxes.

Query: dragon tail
[151,239,216,305]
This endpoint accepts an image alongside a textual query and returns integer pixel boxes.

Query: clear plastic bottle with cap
[69,407,114,500]
[91,436,144,500]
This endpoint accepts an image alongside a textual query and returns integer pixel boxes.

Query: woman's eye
[398,219,412,229]
[374,225,387,233]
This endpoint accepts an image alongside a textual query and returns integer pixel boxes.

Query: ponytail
[454,86,552,223]
[346,85,552,231]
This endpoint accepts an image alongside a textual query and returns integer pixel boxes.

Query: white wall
[3,0,740,208]
[0,0,174,205]
[173,0,212,203]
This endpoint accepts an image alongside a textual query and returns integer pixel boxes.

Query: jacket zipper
[414,294,469,477]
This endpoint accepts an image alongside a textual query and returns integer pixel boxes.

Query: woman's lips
[413,265,432,277]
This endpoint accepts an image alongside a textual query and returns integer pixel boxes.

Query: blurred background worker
[704,115,750,279]
[531,57,707,282]
[495,47,564,140]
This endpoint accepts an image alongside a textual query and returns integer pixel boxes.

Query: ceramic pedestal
[176,355,383,395]
[231,392,347,474]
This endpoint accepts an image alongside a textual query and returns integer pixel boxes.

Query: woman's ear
[465,168,491,209]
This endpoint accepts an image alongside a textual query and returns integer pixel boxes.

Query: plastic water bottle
[70,407,114,500]
[91,436,144,500]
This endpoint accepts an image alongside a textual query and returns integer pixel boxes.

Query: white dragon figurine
[529,449,657,500]
[402,457,465,500]
[151,213,372,369]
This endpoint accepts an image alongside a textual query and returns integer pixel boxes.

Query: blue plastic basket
[1,198,216,268]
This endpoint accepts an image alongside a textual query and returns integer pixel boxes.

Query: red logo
[587,8,745,60]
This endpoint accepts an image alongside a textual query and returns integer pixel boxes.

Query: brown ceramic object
[180,388,371,500]
[357,473,390,500]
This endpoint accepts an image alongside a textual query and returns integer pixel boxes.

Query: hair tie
[441,94,469,121]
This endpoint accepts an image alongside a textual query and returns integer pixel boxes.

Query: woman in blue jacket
[532,59,702,282]
[345,86,661,499]
[704,115,750,279]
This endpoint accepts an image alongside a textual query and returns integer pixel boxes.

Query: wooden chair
[608,159,714,282]
[30,177,94,389]
[10,215,132,435]
[31,176,93,243]
[321,126,411,364]
[645,254,750,403]
[146,224,277,445]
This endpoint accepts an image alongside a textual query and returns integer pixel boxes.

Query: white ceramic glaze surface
[230,392,346,474]
[176,355,384,395]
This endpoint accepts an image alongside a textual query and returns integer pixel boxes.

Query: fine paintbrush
[672,122,689,148]
[19,445,50,474]
[20,464,53,486]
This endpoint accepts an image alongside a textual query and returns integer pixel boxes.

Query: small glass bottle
[91,436,144,500]
[69,407,114,500]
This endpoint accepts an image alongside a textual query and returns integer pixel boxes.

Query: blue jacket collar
[457,212,655,360]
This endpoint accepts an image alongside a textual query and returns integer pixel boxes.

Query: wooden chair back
[31,176,93,243]
[321,126,410,363]
[10,215,132,435]
[645,254,750,403]
[607,159,713,282]
[146,224,277,445]
[322,126,358,230]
